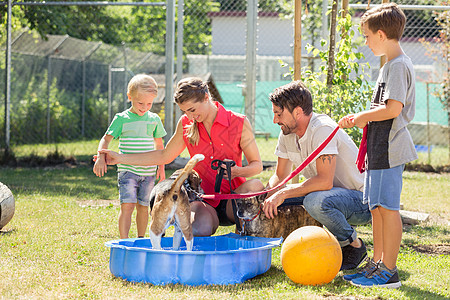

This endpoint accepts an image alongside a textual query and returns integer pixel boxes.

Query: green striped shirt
[106,109,166,176]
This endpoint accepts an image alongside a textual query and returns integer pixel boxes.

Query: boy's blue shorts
[118,171,155,206]
[363,164,405,211]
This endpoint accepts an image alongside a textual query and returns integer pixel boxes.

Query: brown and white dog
[235,193,322,238]
[148,154,204,251]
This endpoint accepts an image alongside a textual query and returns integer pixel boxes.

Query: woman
[99,77,263,236]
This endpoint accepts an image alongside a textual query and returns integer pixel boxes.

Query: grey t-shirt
[367,54,418,169]
[275,113,364,192]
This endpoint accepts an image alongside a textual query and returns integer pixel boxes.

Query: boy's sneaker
[351,261,402,289]
[343,257,377,281]
[340,238,367,270]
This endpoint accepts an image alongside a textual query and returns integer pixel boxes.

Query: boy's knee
[121,203,136,214]
[136,203,149,213]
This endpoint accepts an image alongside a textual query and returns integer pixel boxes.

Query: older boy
[339,3,418,288]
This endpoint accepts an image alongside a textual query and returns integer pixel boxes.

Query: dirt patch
[426,214,450,227]
[77,199,119,208]
[407,244,450,256]
[405,163,450,173]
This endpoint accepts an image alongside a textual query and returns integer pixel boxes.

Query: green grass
[1,166,449,299]
[415,145,450,167]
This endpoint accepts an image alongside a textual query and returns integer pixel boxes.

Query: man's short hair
[360,3,406,41]
[269,80,313,115]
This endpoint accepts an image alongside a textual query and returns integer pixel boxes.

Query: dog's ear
[188,170,202,190]
[256,192,268,203]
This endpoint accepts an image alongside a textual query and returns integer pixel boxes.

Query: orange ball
[281,226,342,285]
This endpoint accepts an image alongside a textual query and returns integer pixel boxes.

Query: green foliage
[216,0,289,12]
[285,13,372,144]
[4,62,109,145]
[0,2,125,44]
[0,1,219,56]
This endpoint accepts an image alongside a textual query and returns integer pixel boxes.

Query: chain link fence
[1,0,449,167]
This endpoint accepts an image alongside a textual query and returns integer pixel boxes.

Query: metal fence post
[175,0,184,123]
[122,42,128,111]
[108,64,112,125]
[245,0,257,129]
[4,0,12,150]
[426,82,431,164]
[165,0,175,141]
[47,55,52,143]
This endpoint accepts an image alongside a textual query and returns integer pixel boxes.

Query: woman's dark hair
[174,77,209,105]
[174,77,210,146]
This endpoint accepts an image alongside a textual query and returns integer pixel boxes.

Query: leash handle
[211,159,236,193]
[202,126,340,200]
[211,159,242,232]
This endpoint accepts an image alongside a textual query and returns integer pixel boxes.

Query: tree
[292,11,372,143]
[0,0,219,55]
[0,1,125,44]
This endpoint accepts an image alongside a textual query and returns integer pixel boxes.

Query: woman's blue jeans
[282,187,371,247]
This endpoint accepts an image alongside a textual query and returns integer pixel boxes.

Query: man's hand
[262,191,285,219]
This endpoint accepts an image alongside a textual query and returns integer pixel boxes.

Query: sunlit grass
[1,166,449,299]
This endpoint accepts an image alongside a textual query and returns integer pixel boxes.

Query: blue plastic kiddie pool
[105,233,282,286]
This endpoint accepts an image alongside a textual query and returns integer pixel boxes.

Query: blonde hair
[127,74,158,97]
[174,77,210,145]
[360,3,406,41]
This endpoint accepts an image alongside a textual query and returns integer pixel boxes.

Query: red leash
[201,126,340,201]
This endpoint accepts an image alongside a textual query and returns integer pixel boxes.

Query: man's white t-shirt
[275,113,364,192]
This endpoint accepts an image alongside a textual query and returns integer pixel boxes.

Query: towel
[356,126,367,173]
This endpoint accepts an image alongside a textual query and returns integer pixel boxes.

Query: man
[262,80,371,270]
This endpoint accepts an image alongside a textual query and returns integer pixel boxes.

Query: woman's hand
[97,149,121,165]
[217,159,238,179]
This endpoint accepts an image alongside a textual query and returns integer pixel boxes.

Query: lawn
[0,165,449,299]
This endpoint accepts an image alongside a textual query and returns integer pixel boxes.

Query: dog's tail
[170,154,205,196]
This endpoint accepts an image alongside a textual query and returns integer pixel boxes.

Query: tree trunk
[326,0,338,116]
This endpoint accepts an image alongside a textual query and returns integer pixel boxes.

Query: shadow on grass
[108,266,448,299]
[1,166,118,200]
[0,228,16,235]
[398,285,449,300]
[403,225,450,244]
[2,165,176,201]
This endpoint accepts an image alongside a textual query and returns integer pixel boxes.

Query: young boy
[339,3,418,288]
[93,74,166,239]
